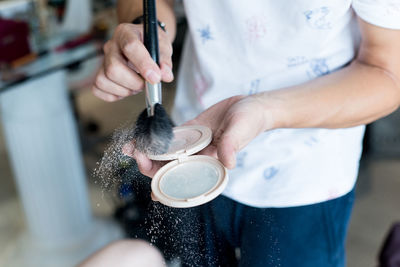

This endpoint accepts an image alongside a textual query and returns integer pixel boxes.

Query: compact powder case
[148,125,229,208]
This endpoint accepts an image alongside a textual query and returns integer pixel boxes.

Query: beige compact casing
[148,125,229,208]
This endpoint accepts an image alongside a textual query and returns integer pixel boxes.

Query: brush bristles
[133,103,174,155]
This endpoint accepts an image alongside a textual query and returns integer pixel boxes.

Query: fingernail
[145,70,161,84]
[122,143,134,156]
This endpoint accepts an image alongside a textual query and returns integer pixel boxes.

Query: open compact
[148,125,229,208]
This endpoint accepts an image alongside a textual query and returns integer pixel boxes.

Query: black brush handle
[143,0,160,66]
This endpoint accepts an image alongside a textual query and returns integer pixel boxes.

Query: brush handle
[143,0,162,116]
[143,0,160,65]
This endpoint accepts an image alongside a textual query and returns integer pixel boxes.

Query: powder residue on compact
[149,125,229,208]
[160,161,219,199]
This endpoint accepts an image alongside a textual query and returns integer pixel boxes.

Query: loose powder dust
[93,122,137,193]
[92,121,208,266]
[93,121,277,266]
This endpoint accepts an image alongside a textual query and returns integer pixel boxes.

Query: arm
[259,18,400,130]
[128,17,400,175]
[91,0,176,102]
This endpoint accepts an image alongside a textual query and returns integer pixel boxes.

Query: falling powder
[92,121,210,266]
[92,121,278,266]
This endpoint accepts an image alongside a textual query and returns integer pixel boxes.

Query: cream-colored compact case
[148,125,229,208]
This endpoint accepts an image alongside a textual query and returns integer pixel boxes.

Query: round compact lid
[151,155,229,208]
[148,125,212,161]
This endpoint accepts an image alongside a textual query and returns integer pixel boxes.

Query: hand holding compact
[124,94,271,176]
[187,95,271,169]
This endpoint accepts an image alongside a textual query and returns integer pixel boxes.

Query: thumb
[217,134,237,169]
[216,115,256,169]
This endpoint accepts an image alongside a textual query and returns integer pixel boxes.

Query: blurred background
[0,0,399,266]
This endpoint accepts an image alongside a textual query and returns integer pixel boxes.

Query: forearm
[260,60,400,130]
[117,0,176,41]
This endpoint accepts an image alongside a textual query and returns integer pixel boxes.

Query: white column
[62,0,92,34]
[0,70,121,267]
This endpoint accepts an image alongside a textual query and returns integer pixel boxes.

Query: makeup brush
[133,0,173,155]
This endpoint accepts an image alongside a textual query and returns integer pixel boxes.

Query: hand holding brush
[91,15,174,101]
[91,0,175,155]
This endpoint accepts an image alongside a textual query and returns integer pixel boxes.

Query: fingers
[122,142,153,175]
[158,32,174,82]
[216,134,237,169]
[197,133,237,169]
[115,23,173,84]
[135,151,166,178]
[93,68,138,98]
[122,142,163,178]
[133,150,153,174]
[160,62,174,82]
[197,143,218,159]
[93,38,144,101]
[92,23,174,102]
[122,142,135,157]
[102,41,145,91]
[92,85,121,102]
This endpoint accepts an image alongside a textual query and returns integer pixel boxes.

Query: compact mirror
[149,126,229,208]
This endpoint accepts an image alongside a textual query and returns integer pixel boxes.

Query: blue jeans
[156,189,355,267]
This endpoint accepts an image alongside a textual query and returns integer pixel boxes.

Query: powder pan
[148,125,229,208]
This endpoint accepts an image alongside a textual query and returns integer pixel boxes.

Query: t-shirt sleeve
[352,0,400,29]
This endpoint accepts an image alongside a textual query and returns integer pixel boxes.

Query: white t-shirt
[172,0,400,208]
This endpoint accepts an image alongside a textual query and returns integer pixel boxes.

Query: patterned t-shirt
[172,0,400,207]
